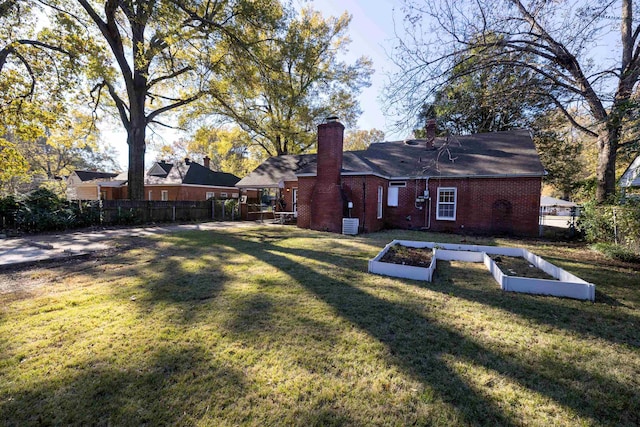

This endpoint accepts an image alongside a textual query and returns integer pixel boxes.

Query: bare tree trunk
[595,126,619,203]
[127,115,146,201]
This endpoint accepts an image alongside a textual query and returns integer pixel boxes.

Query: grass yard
[1,226,639,426]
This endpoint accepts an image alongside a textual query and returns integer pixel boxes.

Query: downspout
[424,177,431,229]
[362,180,366,232]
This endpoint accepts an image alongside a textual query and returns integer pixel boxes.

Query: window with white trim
[161,190,169,201]
[436,187,457,220]
[148,191,153,201]
[220,192,228,198]
[206,192,215,200]
[377,186,383,219]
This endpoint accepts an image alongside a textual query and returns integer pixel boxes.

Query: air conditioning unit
[342,218,359,235]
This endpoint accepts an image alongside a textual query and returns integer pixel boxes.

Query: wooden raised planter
[369,240,595,301]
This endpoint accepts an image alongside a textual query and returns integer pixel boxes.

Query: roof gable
[148,162,172,177]
[620,155,640,188]
[145,161,240,187]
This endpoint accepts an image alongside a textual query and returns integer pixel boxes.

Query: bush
[578,199,640,254]
[0,195,19,229]
[591,242,640,263]
[1,188,104,233]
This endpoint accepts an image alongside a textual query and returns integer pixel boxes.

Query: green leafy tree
[156,126,263,178]
[2,0,282,200]
[533,112,586,200]
[0,138,29,195]
[391,0,640,202]
[193,6,373,156]
[343,129,385,151]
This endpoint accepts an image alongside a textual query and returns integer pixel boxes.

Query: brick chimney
[425,119,436,150]
[203,156,210,169]
[185,157,191,165]
[310,117,344,233]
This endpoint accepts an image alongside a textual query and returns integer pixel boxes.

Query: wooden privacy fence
[99,199,239,224]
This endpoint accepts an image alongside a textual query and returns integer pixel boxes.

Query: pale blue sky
[303,0,402,134]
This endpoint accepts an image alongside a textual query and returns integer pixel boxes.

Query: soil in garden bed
[491,255,556,280]
[380,245,432,267]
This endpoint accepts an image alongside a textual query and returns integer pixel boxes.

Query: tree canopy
[190,6,373,156]
[155,126,262,178]
[389,0,640,202]
[2,0,283,200]
[343,129,385,152]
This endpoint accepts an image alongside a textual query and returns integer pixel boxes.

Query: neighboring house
[540,196,579,216]
[236,119,545,236]
[68,157,241,201]
[66,170,122,200]
[620,155,640,194]
[142,157,240,201]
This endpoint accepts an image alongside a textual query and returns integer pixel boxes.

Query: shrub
[0,195,19,229]
[578,199,640,254]
[591,242,640,263]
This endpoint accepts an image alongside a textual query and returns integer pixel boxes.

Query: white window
[377,186,383,219]
[161,190,169,201]
[220,192,228,198]
[292,188,298,213]
[206,192,215,200]
[148,191,153,201]
[389,181,407,187]
[387,187,399,207]
[436,187,457,220]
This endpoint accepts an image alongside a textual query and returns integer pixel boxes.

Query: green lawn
[1,226,639,426]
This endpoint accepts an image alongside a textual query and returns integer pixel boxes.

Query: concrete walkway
[0,222,259,268]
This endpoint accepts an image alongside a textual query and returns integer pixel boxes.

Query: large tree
[154,125,262,177]
[414,42,550,136]
[1,1,281,200]
[190,7,373,156]
[343,129,385,151]
[389,0,640,203]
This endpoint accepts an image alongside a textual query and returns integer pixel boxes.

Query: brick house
[67,157,240,201]
[236,119,545,236]
[140,157,240,201]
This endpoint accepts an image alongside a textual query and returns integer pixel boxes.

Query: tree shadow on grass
[95,234,235,323]
[0,345,247,426]
[429,260,640,348]
[212,229,640,425]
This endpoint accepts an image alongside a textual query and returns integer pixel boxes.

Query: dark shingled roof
[363,129,544,178]
[74,170,119,181]
[145,161,240,187]
[235,129,544,188]
[235,154,316,188]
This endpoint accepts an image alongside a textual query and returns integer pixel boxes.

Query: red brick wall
[383,177,541,236]
[341,175,387,233]
[297,176,315,229]
[310,121,345,233]
[298,175,540,236]
[144,186,238,201]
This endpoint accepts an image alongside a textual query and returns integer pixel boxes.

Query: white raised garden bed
[369,240,595,301]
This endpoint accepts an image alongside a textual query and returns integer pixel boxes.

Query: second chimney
[203,156,210,169]
[425,119,436,150]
